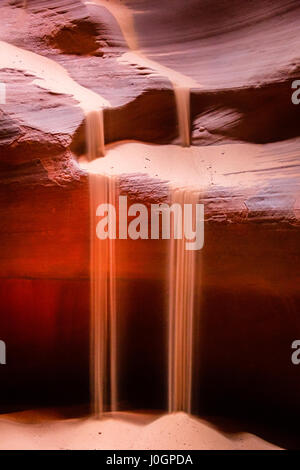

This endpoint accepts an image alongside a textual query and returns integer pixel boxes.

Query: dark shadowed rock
[0,0,300,424]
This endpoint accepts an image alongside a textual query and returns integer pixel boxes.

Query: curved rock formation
[0,0,299,434]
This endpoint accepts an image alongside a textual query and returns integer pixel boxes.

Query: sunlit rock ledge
[0,0,299,426]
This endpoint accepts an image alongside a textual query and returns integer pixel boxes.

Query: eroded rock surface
[0,0,300,422]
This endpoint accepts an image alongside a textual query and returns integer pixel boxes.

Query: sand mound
[132,412,279,450]
[0,411,280,450]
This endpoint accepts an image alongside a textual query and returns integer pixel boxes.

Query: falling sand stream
[87,0,199,146]
[0,38,111,414]
[85,145,202,415]
[168,189,199,413]
[9,2,201,415]
[84,0,201,414]
[89,173,118,415]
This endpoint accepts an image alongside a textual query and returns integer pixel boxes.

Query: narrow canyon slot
[1,0,299,452]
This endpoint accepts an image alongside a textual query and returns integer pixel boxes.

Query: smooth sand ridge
[79,140,300,191]
[0,411,280,450]
[0,40,110,113]
[87,0,200,146]
[131,413,280,450]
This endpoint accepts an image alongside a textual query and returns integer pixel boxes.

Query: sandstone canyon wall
[0,0,299,424]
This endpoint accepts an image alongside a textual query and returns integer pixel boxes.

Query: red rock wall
[0,0,299,423]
